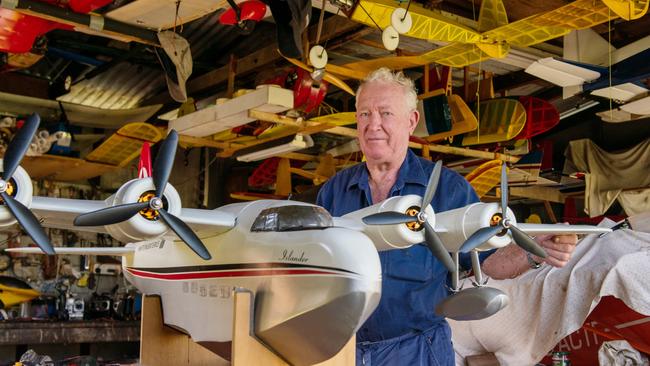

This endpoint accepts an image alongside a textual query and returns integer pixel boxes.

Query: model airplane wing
[344,0,647,70]
[515,223,611,236]
[349,0,481,44]
[6,246,135,256]
[486,0,613,48]
[30,197,236,238]
[343,42,491,71]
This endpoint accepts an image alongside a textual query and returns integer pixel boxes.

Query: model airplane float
[5,114,609,365]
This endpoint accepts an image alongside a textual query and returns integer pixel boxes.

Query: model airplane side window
[251,206,333,232]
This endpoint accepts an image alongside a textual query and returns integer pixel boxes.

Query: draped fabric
[564,138,650,217]
[450,222,650,365]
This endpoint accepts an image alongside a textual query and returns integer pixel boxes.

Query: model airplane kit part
[236,134,314,162]
[462,98,527,146]
[590,83,648,102]
[169,85,294,137]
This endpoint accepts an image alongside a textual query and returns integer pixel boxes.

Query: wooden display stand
[140,291,356,366]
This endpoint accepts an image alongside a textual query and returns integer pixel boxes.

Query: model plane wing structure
[344,0,644,69]
[30,197,236,238]
[349,0,481,44]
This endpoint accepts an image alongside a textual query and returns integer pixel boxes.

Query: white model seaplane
[5,114,609,365]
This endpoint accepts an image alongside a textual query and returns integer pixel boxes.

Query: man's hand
[533,232,579,268]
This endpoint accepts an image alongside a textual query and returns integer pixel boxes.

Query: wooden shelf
[0,320,140,345]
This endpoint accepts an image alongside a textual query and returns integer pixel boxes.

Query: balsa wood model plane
[6,114,609,365]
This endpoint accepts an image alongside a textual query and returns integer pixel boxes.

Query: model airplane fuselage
[122,199,381,366]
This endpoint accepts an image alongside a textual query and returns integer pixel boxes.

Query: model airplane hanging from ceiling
[5,114,610,365]
[526,30,650,123]
[296,0,648,83]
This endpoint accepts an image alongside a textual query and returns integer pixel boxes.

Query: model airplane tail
[137,142,152,179]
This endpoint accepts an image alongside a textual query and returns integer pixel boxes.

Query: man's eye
[381,111,392,116]
[359,112,369,117]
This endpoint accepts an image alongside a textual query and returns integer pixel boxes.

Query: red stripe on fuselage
[126,268,342,280]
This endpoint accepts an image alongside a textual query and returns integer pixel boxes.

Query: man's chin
[364,151,392,163]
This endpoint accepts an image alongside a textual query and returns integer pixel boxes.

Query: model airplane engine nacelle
[343,195,435,250]
[436,202,516,252]
[104,177,182,243]
[0,163,32,228]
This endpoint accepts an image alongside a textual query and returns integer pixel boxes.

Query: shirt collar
[346,150,429,192]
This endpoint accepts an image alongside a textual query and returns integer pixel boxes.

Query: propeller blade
[284,56,313,73]
[509,224,548,258]
[74,202,150,227]
[500,163,508,215]
[362,211,419,225]
[3,114,40,181]
[153,130,178,198]
[422,160,442,210]
[423,221,455,273]
[1,192,54,255]
[158,209,211,260]
[322,72,356,96]
[459,225,503,253]
[283,55,356,96]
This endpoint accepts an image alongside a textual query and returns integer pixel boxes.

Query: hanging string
[471,0,480,143]
[358,2,384,34]
[608,7,613,121]
[401,0,412,21]
[315,0,326,45]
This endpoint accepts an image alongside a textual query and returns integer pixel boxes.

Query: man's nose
[367,112,382,129]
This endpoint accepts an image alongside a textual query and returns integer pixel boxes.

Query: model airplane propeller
[458,163,547,258]
[74,130,211,260]
[0,114,53,255]
[362,161,455,272]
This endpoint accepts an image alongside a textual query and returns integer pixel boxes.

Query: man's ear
[408,109,419,134]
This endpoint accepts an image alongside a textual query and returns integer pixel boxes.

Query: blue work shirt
[317,150,495,365]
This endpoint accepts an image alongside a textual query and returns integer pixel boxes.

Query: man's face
[356,81,419,164]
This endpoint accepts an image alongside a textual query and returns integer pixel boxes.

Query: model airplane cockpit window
[251,205,333,232]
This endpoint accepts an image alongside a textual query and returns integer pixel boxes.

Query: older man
[316,68,578,366]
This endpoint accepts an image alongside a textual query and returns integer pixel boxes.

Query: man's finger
[541,241,575,254]
[552,233,578,244]
[542,247,572,263]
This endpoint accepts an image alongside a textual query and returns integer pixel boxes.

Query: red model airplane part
[293,68,328,114]
[219,0,267,25]
[0,0,111,54]
[0,9,69,53]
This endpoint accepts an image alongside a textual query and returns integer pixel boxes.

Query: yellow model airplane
[325,0,649,74]
[0,276,40,309]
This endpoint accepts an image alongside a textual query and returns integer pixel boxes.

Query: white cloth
[157,31,193,102]
[598,340,649,366]
[451,222,650,366]
[564,138,650,217]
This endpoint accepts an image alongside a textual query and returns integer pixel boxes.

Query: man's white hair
[356,67,418,112]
